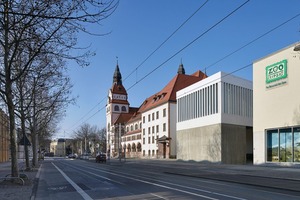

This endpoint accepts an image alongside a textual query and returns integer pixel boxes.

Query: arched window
[126,126,129,132]
[122,106,126,112]
[130,125,133,131]
[114,105,119,111]
[135,124,138,130]
[132,143,136,152]
[137,143,142,152]
[140,122,142,129]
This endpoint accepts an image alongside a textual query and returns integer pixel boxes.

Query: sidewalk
[0,159,39,200]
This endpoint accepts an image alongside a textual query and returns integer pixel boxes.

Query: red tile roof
[111,83,127,95]
[138,70,207,112]
[113,107,139,125]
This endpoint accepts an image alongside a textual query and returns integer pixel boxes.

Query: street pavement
[0,158,300,199]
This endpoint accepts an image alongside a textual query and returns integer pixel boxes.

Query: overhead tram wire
[123,0,209,82]
[126,0,250,92]
[68,0,250,132]
[66,96,106,131]
[202,11,300,73]
[66,1,209,132]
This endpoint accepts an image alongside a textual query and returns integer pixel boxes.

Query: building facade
[106,63,207,159]
[0,110,9,162]
[177,72,253,164]
[253,42,300,164]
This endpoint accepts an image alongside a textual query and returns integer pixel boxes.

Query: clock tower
[106,64,129,157]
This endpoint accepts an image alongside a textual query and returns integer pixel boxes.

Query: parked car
[96,153,106,163]
[68,154,77,159]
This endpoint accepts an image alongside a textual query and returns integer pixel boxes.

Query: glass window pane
[279,128,292,162]
[294,127,300,162]
[267,129,279,162]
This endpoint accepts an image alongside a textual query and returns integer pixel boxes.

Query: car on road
[68,154,77,159]
[96,153,106,163]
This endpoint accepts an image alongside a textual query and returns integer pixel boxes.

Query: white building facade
[253,42,300,165]
[177,72,253,164]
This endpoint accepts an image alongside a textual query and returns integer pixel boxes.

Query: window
[148,137,150,144]
[143,138,145,144]
[148,114,150,122]
[126,127,129,132]
[152,150,155,156]
[130,125,133,131]
[143,116,145,123]
[163,123,166,132]
[143,129,145,135]
[156,111,159,119]
[294,128,300,162]
[163,108,166,117]
[140,123,142,129]
[148,150,151,156]
[135,124,138,130]
[143,150,145,156]
[114,105,119,111]
[152,113,155,121]
[148,127,150,135]
[152,136,155,143]
[152,126,155,134]
[267,127,300,163]
[156,125,159,133]
[121,106,126,112]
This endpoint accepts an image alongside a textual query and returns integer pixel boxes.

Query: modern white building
[177,72,253,164]
[253,42,300,165]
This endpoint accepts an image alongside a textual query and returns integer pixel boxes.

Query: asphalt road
[32,158,300,200]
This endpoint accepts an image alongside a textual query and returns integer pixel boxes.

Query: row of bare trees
[72,123,106,156]
[0,0,118,179]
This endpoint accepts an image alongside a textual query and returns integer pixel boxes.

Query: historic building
[0,109,9,162]
[176,72,253,164]
[253,42,300,164]
[106,63,207,159]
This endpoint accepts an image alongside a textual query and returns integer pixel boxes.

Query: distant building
[106,63,207,159]
[253,42,300,164]
[50,138,73,157]
[176,72,253,164]
[0,109,9,162]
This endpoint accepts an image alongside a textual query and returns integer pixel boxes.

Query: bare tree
[0,0,118,178]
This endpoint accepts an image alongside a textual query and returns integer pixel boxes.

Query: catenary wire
[68,0,250,133]
[126,0,250,91]
[66,0,209,131]
[123,0,209,82]
[202,12,300,73]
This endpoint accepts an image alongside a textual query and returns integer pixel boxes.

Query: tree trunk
[4,1,19,178]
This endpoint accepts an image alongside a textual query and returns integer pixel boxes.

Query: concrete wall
[177,123,249,164]
[221,124,247,164]
[177,124,222,162]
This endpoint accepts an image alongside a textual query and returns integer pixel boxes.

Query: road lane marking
[61,162,217,200]
[80,164,247,200]
[52,162,93,200]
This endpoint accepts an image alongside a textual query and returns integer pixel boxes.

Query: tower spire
[113,62,122,85]
[177,60,185,74]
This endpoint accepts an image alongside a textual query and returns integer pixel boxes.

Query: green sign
[266,59,287,83]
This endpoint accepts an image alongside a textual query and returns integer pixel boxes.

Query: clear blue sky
[55,0,300,139]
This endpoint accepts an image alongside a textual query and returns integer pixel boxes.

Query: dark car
[96,153,106,163]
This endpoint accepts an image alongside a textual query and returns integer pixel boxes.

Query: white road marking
[52,162,93,200]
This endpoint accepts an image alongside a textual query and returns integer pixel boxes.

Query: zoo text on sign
[265,59,287,83]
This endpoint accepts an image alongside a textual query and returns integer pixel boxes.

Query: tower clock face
[113,94,126,100]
